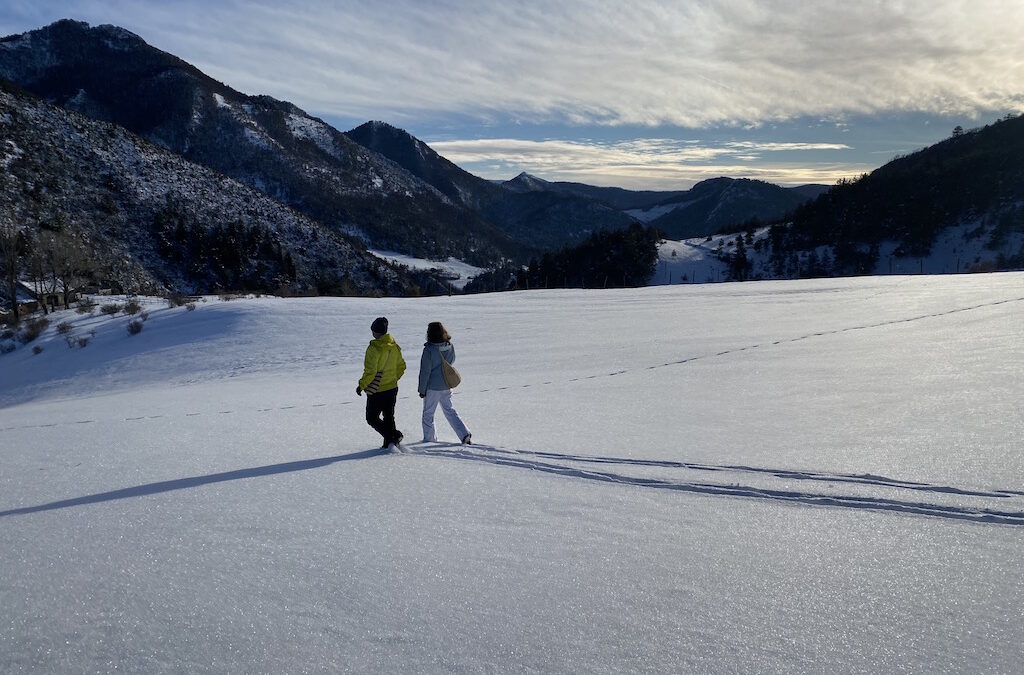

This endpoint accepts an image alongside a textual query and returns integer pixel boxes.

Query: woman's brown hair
[426,321,451,343]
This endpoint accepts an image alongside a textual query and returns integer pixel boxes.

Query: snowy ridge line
[410,443,1024,527]
[3,295,1022,432]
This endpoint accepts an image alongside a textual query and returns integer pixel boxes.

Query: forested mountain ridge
[0,20,831,272]
[0,80,442,296]
[765,115,1024,276]
[346,122,639,250]
[0,20,519,265]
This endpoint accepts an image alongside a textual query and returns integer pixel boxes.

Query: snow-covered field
[2,274,1023,673]
[370,250,484,290]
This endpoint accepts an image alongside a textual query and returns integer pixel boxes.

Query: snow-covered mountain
[346,125,638,250]
[0,81,440,295]
[0,20,517,266]
[503,174,826,237]
[501,171,554,193]
[347,120,501,211]
[2,274,1022,671]
[628,177,814,238]
[4,19,1020,293]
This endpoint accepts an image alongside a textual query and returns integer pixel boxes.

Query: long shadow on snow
[0,447,387,518]
[414,444,1024,527]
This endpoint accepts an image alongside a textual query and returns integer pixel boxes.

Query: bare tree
[27,231,60,314]
[0,216,25,323]
[50,229,94,309]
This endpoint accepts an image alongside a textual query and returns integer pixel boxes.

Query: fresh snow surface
[874,222,1024,275]
[653,237,730,283]
[626,199,697,223]
[285,113,336,156]
[370,249,485,289]
[2,275,1023,673]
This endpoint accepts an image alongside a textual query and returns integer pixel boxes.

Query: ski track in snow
[5,294,1022,433]
[2,440,1020,526]
[3,292,1022,526]
[409,443,1024,527]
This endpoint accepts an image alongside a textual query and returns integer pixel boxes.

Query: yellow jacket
[359,334,407,393]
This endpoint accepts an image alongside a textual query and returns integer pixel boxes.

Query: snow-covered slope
[369,250,484,290]
[653,219,1024,285]
[2,275,1023,672]
[0,20,518,266]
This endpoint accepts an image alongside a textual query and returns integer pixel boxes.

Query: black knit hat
[370,317,388,334]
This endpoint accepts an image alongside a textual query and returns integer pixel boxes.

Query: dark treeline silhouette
[152,205,297,292]
[465,224,661,293]
[766,114,1024,277]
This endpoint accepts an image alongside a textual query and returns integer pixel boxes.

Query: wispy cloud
[0,1,1015,188]
[725,142,852,153]
[4,1,1022,128]
[430,137,867,189]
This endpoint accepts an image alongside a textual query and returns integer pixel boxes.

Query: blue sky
[3,1,1022,189]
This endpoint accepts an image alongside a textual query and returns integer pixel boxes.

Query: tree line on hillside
[152,204,297,292]
[763,115,1024,277]
[465,223,661,293]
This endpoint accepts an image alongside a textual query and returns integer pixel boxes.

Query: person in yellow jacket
[356,317,407,448]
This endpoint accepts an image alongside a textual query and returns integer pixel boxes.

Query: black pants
[365,387,400,445]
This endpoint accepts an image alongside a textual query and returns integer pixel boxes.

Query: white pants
[421,389,469,442]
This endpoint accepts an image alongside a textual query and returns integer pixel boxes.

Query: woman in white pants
[418,321,471,444]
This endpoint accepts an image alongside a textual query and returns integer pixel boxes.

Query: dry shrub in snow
[18,317,50,344]
[166,293,191,308]
[100,303,122,316]
[127,319,144,335]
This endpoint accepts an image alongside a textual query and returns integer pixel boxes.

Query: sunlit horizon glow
[427,138,870,189]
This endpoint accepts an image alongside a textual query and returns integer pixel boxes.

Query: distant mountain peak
[4,19,146,49]
[0,19,518,267]
[346,120,444,166]
[503,172,550,192]
[350,119,399,134]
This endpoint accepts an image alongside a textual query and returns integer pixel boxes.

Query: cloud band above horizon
[3,0,1022,129]
[428,137,868,189]
[1,0,1019,189]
